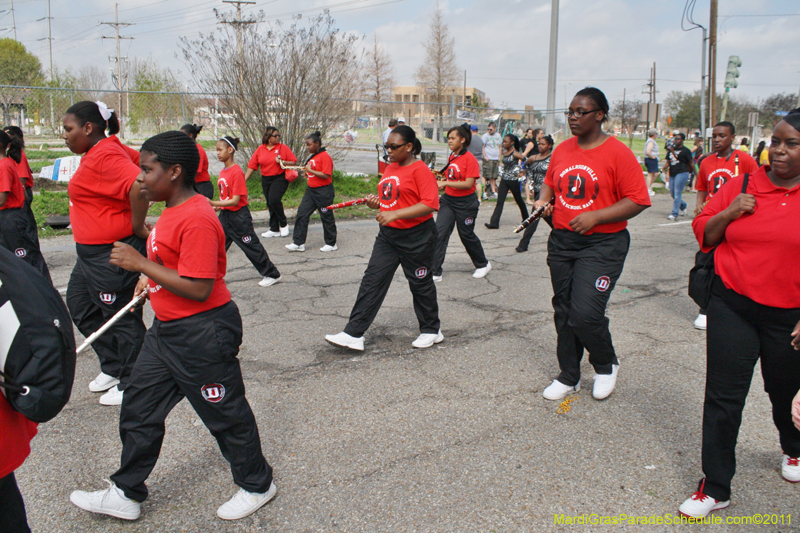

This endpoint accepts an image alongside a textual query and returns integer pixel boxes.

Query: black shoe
[484,223,499,229]
[515,246,527,253]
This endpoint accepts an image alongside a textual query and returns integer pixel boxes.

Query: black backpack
[0,247,76,423]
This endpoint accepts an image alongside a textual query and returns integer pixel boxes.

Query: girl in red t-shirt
[63,100,150,406]
[180,124,213,199]
[244,126,297,238]
[431,124,490,281]
[325,125,442,351]
[70,130,276,522]
[209,136,281,287]
[286,131,338,252]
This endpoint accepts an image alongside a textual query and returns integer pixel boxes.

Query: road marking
[657,221,692,227]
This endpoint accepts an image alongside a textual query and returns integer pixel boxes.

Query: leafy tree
[759,92,798,127]
[127,58,184,135]
[0,39,44,125]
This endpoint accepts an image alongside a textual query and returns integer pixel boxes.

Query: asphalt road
[17,192,800,532]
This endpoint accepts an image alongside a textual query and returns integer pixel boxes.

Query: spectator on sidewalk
[643,129,659,197]
[662,132,694,221]
[481,122,502,199]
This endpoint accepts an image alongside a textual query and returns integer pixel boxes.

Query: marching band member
[431,124,491,282]
[2,127,36,224]
[63,101,150,405]
[244,126,297,238]
[209,136,281,287]
[325,125,442,351]
[535,87,650,402]
[485,134,529,229]
[285,131,338,252]
[516,134,555,253]
[180,124,212,199]
[70,131,276,522]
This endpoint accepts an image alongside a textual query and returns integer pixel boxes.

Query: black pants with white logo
[432,193,487,277]
[292,184,337,246]
[111,301,272,502]
[67,234,146,391]
[219,207,280,279]
[699,277,800,501]
[194,181,214,200]
[344,218,440,338]
[0,207,51,283]
[261,173,289,232]
[546,229,629,386]
[488,179,529,227]
[0,473,30,533]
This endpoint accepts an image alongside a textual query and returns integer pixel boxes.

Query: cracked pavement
[18,193,799,532]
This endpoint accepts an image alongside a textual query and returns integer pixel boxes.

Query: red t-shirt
[195,143,210,183]
[378,160,440,229]
[692,166,800,308]
[68,135,141,245]
[113,136,140,166]
[218,165,248,211]
[544,136,651,234]
[247,144,296,176]
[146,194,231,321]
[16,150,33,188]
[0,392,38,479]
[696,150,758,199]
[0,157,25,210]
[306,150,334,188]
[442,151,480,197]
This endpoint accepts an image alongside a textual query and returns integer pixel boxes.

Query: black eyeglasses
[271,133,281,138]
[384,142,408,151]
[565,109,601,118]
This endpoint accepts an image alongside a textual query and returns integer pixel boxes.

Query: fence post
[214,97,219,138]
[70,88,74,106]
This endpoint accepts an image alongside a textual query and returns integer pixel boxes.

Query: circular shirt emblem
[99,292,117,304]
[242,235,252,243]
[201,383,226,403]
[595,276,611,292]
[14,248,26,258]
[465,217,474,225]
[415,267,427,279]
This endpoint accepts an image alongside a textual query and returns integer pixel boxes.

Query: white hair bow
[95,101,114,121]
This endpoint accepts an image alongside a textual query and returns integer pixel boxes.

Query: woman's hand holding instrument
[276,156,305,171]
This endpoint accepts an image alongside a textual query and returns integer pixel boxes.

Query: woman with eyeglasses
[534,87,651,402]
[244,127,297,238]
[325,125,442,351]
[484,134,528,229]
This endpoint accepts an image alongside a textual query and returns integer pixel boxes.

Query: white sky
[6,0,800,112]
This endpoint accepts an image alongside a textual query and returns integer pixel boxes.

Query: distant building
[391,86,487,127]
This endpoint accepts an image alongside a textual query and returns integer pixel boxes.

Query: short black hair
[141,131,200,186]
[714,121,735,136]
[574,87,610,123]
[783,108,800,133]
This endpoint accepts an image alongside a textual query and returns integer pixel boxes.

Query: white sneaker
[70,481,141,520]
[285,243,305,252]
[694,314,707,330]
[258,276,281,287]
[679,208,687,216]
[325,332,365,351]
[279,226,289,237]
[217,483,277,520]
[667,215,677,221]
[261,230,280,238]
[542,379,580,400]
[99,385,123,406]
[592,364,619,400]
[320,244,338,252]
[782,454,800,482]
[411,330,444,348]
[432,275,443,282]
[89,372,119,393]
[649,189,655,197]
[678,490,730,519]
[473,262,492,279]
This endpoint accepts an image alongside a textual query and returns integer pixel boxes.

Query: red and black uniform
[248,143,296,232]
[0,157,50,281]
[218,165,280,279]
[0,393,38,533]
[15,149,33,202]
[432,150,488,277]
[110,194,272,502]
[696,149,758,204]
[291,148,337,247]
[543,136,651,386]
[66,135,146,392]
[343,160,441,337]
[193,143,213,199]
[691,167,800,502]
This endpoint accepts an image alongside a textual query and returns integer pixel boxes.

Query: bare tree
[76,65,111,102]
[180,11,362,159]
[611,96,643,147]
[414,3,460,139]
[363,35,395,125]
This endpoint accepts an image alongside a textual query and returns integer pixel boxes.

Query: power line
[100,3,134,138]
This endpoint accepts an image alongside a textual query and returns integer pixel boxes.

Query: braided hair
[141,131,200,186]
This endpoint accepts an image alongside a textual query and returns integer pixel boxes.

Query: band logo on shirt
[595,276,611,292]
[14,248,26,258]
[557,165,600,210]
[465,217,474,225]
[99,292,117,304]
[445,163,461,181]
[218,178,229,199]
[415,267,427,279]
[707,169,735,196]
[242,235,251,243]
[201,383,226,403]
[378,175,400,209]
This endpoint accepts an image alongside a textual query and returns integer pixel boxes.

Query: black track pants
[488,179,529,227]
[261,173,289,231]
[546,229,629,386]
[292,184,337,246]
[344,218,440,338]
[699,277,800,501]
[516,190,553,251]
[195,181,214,200]
[0,207,51,283]
[219,207,280,279]
[432,193,487,276]
[67,235,146,390]
[111,301,272,502]
[0,473,30,533]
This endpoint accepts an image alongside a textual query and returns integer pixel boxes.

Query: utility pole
[220,0,256,84]
[100,4,133,138]
[35,0,55,130]
[10,0,17,40]
[545,0,559,136]
[708,0,718,127]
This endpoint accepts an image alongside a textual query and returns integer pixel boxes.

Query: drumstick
[513,199,554,233]
[76,292,147,354]
[325,198,369,210]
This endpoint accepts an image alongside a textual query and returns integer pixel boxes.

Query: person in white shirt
[481,122,501,198]
[382,118,398,144]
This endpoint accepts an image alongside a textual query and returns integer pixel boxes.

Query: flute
[276,156,306,171]
[325,198,369,210]
[76,292,147,354]
[513,199,554,233]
